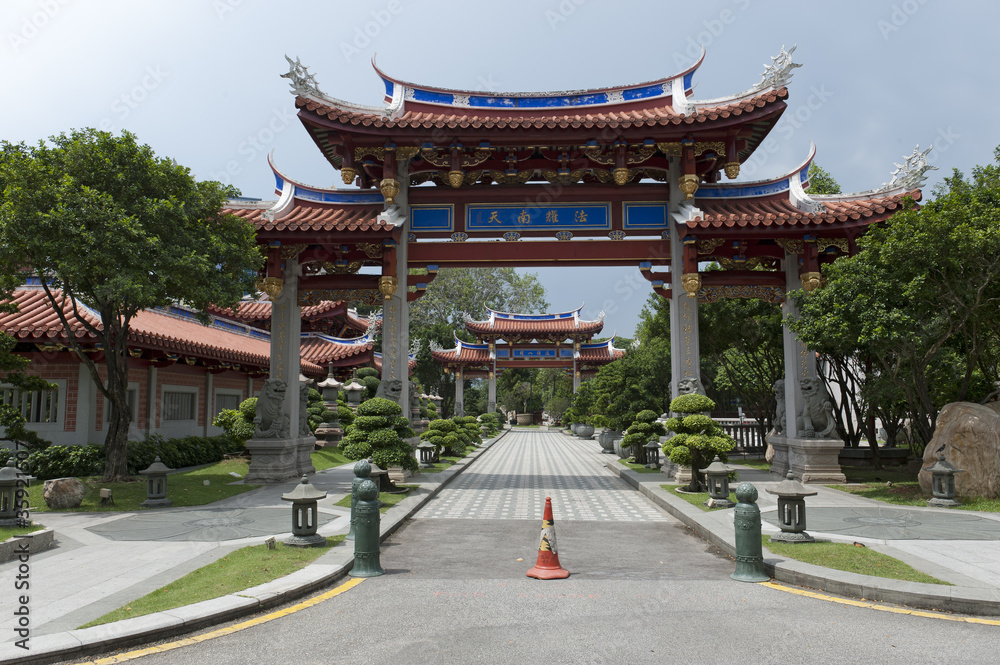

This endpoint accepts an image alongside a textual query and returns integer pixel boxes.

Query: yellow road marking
[760,581,1000,626]
[76,577,365,664]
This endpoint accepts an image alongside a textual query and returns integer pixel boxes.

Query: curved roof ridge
[689,45,802,110]
[698,144,815,200]
[371,51,704,100]
[809,145,936,202]
[485,304,585,320]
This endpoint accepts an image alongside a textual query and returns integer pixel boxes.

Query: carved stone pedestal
[245,438,299,483]
[767,434,845,483]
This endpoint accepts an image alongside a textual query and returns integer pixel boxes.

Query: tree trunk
[102,324,134,482]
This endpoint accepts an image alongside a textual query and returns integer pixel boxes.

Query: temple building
[0,282,381,445]
[430,306,623,414]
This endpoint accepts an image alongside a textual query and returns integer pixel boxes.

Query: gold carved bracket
[776,239,805,254]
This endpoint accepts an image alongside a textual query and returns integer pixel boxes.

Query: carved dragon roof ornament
[882,145,937,191]
[756,45,802,91]
[408,338,422,357]
[281,55,324,98]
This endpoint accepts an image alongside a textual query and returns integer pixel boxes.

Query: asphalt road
[71,433,1000,664]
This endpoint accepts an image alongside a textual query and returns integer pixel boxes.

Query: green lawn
[333,485,417,513]
[0,524,44,541]
[733,459,771,471]
[24,459,258,512]
[80,536,345,628]
[619,459,663,474]
[664,485,737,511]
[763,536,949,585]
[311,447,352,471]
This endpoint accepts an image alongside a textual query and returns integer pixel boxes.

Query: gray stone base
[296,436,317,476]
[771,530,816,543]
[140,498,172,508]
[768,434,846,483]
[284,533,326,547]
[661,461,692,484]
[705,497,734,509]
[927,497,961,508]
[0,528,54,563]
[245,437,298,483]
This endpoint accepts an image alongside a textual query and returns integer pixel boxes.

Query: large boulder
[42,477,86,509]
[919,402,1000,498]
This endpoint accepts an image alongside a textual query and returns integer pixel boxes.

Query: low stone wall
[0,528,54,564]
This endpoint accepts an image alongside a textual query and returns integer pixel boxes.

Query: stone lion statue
[298,379,313,437]
[796,377,837,439]
[255,378,290,439]
[376,378,403,403]
[677,376,707,396]
[772,379,786,434]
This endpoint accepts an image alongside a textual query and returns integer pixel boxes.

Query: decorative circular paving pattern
[87,508,336,542]
[762,506,1000,541]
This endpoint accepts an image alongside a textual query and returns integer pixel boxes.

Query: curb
[605,459,1000,617]
[0,529,54,564]
[0,429,509,665]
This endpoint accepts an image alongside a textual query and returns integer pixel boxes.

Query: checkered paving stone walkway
[422,430,667,521]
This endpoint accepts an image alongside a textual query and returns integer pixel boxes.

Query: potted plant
[661,394,736,492]
[590,415,615,453]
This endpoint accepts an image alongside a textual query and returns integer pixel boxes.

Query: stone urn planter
[516,413,532,426]
[571,423,582,435]
[614,437,632,459]
[576,424,595,439]
[598,430,621,454]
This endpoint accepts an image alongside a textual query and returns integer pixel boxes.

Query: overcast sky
[3,0,996,337]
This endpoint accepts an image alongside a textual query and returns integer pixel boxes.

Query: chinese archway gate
[226,48,931,481]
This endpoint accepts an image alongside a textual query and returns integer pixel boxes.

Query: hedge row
[1,434,243,480]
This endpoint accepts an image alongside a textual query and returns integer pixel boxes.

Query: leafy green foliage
[212,396,256,444]
[622,410,667,465]
[478,412,500,436]
[790,148,1000,451]
[421,418,463,456]
[662,395,735,491]
[0,129,263,481]
[339,397,417,471]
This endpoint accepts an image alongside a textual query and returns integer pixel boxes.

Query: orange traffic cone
[526,497,570,579]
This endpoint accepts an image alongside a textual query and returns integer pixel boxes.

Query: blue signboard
[410,205,454,231]
[623,203,668,229]
[467,203,611,231]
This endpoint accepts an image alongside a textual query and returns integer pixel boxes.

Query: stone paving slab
[421,430,667,521]
[85,507,338,542]
[762,505,1000,540]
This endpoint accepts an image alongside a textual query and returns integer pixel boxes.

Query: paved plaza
[423,430,667,522]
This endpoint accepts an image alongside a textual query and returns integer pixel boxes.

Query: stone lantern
[139,457,173,508]
[417,440,436,468]
[643,440,661,469]
[0,459,21,526]
[343,379,365,410]
[700,456,734,508]
[314,367,344,446]
[765,472,818,543]
[281,475,328,547]
[927,454,963,508]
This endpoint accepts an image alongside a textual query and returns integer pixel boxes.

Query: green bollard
[350,479,385,578]
[731,482,770,583]
[347,459,371,541]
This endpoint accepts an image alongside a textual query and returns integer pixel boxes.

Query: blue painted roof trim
[696,153,815,200]
[273,172,384,205]
[303,331,374,347]
[487,305,582,320]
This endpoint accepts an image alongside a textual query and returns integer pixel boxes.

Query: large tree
[790,148,1000,451]
[0,129,262,481]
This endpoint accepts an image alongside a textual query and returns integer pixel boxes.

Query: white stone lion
[795,377,837,439]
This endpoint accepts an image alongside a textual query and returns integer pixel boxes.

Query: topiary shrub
[478,412,500,437]
[213,396,256,444]
[453,416,483,448]
[356,367,381,400]
[23,444,104,480]
[306,388,335,432]
[339,397,417,471]
[427,402,439,421]
[421,418,462,457]
[622,410,667,465]
[662,393,735,492]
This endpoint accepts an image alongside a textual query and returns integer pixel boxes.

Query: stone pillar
[488,365,496,413]
[381,163,410,415]
[781,255,815,438]
[455,366,465,417]
[203,372,213,437]
[669,159,700,396]
[245,256,303,483]
[572,359,580,393]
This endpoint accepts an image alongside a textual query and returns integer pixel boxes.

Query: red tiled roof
[210,299,351,323]
[300,336,372,365]
[687,190,921,230]
[466,318,603,338]
[297,88,787,130]
[579,347,625,362]
[225,202,388,233]
[430,346,491,363]
[0,289,333,373]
